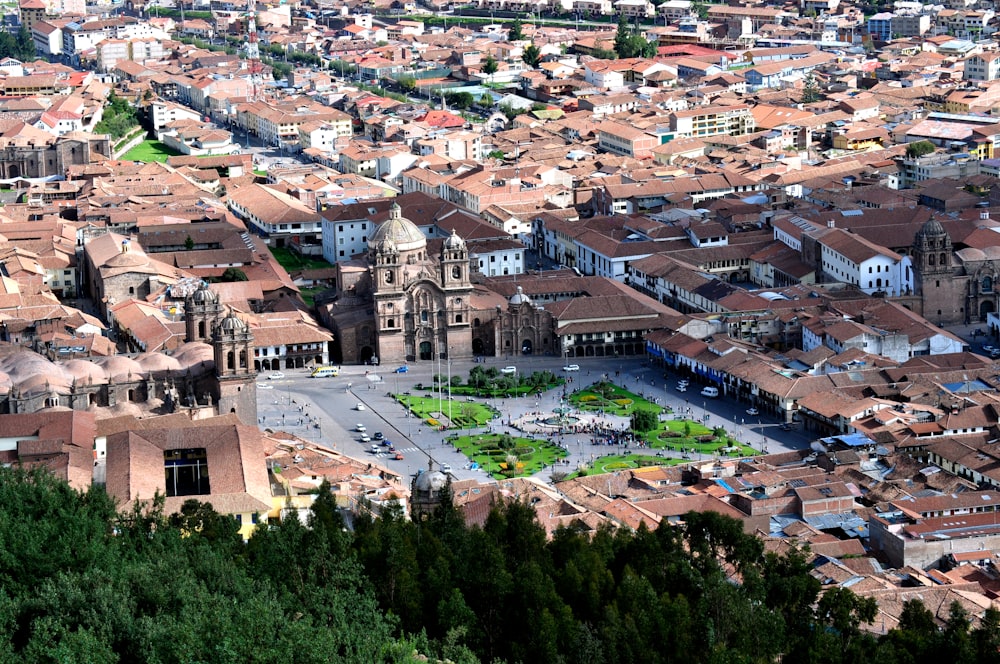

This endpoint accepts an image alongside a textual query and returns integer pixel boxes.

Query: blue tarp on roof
[820,433,874,448]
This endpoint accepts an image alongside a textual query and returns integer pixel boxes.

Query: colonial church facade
[327,203,474,363]
[914,218,1000,326]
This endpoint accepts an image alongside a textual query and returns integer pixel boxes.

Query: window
[984,276,993,293]
[940,253,947,265]
[421,310,428,323]
[490,255,496,262]
[387,318,395,327]
[164,448,210,497]
[456,314,463,323]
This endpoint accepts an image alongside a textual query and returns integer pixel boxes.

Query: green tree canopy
[481,54,499,78]
[508,18,524,41]
[906,140,936,159]
[522,43,542,68]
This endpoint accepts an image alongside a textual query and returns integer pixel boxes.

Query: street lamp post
[447,350,453,424]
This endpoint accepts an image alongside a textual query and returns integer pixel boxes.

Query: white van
[700,386,719,398]
[311,365,340,378]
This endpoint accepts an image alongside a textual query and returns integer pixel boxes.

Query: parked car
[355,403,365,411]
[746,407,759,416]
[779,423,794,431]
[984,345,997,354]
[501,366,517,374]
[370,445,379,454]
[268,372,285,380]
[701,386,719,398]
[257,383,274,389]
[373,431,384,440]
[441,463,452,473]
[393,365,409,373]
[677,379,689,387]
[676,384,687,392]
[355,424,366,432]
[562,364,580,372]
[359,433,371,442]
[394,451,404,460]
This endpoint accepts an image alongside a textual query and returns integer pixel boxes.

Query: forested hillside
[1,467,998,664]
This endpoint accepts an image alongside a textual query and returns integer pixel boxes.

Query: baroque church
[322,203,684,365]
[913,216,1000,326]
[326,202,474,363]
[0,284,258,426]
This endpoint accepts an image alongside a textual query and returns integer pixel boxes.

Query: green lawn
[579,454,692,476]
[569,381,661,416]
[569,381,758,458]
[396,394,497,429]
[270,247,332,272]
[415,369,563,399]
[448,432,568,479]
[299,286,325,308]
[122,140,181,163]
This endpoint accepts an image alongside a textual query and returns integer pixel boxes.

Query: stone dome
[93,355,145,381]
[1,352,72,387]
[189,284,218,305]
[443,228,465,251]
[173,342,214,370]
[218,313,248,333]
[509,285,531,306]
[918,218,947,238]
[102,251,150,269]
[368,202,426,253]
[62,359,109,385]
[18,372,72,395]
[137,352,183,373]
[413,468,449,492]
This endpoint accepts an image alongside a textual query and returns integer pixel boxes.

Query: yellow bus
[310,365,340,378]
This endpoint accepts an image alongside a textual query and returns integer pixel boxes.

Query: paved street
[257,355,814,484]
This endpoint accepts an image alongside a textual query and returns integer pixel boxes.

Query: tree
[800,72,822,103]
[906,140,936,159]
[522,43,542,68]
[15,23,34,61]
[614,14,630,58]
[508,18,524,42]
[481,54,499,84]
[220,267,248,282]
[184,235,194,251]
[487,149,505,160]
[445,91,475,109]
[612,14,658,59]
[631,409,658,433]
[479,92,494,108]
[397,75,417,92]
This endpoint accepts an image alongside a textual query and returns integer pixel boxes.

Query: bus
[310,366,340,378]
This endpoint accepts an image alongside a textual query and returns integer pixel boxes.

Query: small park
[566,381,759,461]
[445,432,568,479]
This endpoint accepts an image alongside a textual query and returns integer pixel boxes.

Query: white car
[746,407,759,416]
[355,424,366,432]
[257,383,274,389]
[441,463,452,473]
[268,372,285,380]
[359,433,371,442]
[676,384,687,392]
[500,366,517,375]
[562,364,580,372]
[355,402,365,411]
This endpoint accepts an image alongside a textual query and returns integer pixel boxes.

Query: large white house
[817,227,913,297]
